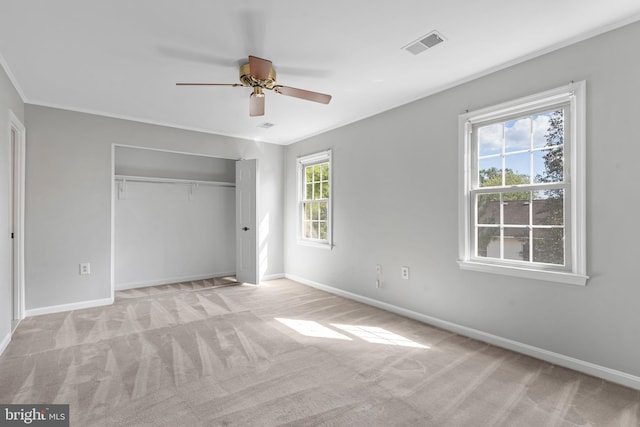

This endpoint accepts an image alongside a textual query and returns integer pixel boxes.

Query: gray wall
[284,21,640,377]
[0,64,24,345]
[24,105,284,309]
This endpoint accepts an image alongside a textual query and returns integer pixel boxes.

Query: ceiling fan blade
[249,55,272,80]
[176,83,242,86]
[274,85,332,104]
[250,92,265,116]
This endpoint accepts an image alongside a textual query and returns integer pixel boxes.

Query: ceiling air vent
[403,31,445,55]
[257,122,275,129]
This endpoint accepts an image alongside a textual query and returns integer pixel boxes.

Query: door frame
[9,110,26,329]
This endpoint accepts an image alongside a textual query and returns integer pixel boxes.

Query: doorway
[9,110,25,332]
[110,145,259,300]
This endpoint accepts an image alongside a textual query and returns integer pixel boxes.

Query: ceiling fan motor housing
[239,63,277,89]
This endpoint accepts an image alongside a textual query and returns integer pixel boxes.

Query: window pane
[321,182,329,199]
[533,228,564,265]
[311,202,319,220]
[319,202,327,221]
[479,157,502,187]
[505,118,531,153]
[305,183,313,200]
[478,123,503,157]
[503,196,530,226]
[303,202,311,221]
[304,221,312,239]
[544,109,564,147]
[532,113,552,149]
[477,227,500,258]
[477,194,500,225]
[503,227,529,261]
[533,190,564,226]
[313,165,321,182]
[313,182,321,199]
[321,162,329,180]
[319,222,327,240]
[504,153,530,183]
[305,166,313,183]
[312,221,319,239]
[535,147,563,183]
[532,150,546,183]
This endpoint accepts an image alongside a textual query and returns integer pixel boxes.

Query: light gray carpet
[1,278,638,426]
[115,276,239,300]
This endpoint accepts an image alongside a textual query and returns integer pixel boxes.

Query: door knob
[242,226,250,231]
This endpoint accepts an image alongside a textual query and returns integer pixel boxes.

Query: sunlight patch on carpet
[332,324,429,349]
[275,318,352,340]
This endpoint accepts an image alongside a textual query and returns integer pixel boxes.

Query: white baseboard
[25,297,114,317]
[261,273,285,282]
[115,272,236,291]
[285,273,640,391]
[0,331,10,357]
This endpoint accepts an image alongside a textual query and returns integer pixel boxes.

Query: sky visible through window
[478,112,559,183]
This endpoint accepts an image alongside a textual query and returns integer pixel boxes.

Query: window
[298,150,332,247]
[458,82,587,285]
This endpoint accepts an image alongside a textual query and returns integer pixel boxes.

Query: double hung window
[298,150,332,247]
[458,82,587,285]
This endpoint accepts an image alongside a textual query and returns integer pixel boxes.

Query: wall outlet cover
[80,263,91,275]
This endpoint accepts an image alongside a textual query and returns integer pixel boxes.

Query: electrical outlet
[376,264,382,288]
[79,263,91,275]
[401,266,409,280]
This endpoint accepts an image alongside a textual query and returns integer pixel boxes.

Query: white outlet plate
[401,266,409,280]
[79,263,91,275]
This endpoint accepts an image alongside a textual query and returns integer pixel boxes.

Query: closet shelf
[114,175,235,187]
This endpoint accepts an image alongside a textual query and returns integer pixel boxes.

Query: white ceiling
[1,1,639,145]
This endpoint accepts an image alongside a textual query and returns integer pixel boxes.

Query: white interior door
[9,111,25,330]
[235,159,258,284]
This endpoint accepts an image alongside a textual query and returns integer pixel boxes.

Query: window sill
[297,239,333,250]
[457,260,588,286]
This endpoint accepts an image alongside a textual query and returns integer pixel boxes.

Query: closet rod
[114,175,235,187]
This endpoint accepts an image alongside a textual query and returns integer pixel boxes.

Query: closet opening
[111,146,257,295]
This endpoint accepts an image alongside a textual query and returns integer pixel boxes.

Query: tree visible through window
[302,162,329,240]
[475,108,566,265]
[298,150,332,246]
[459,81,587,285]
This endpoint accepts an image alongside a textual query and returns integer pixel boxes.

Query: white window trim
[297,149,333,249]
[458,81,588,286]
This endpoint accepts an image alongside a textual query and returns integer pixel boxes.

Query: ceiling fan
[176,55,332,117]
